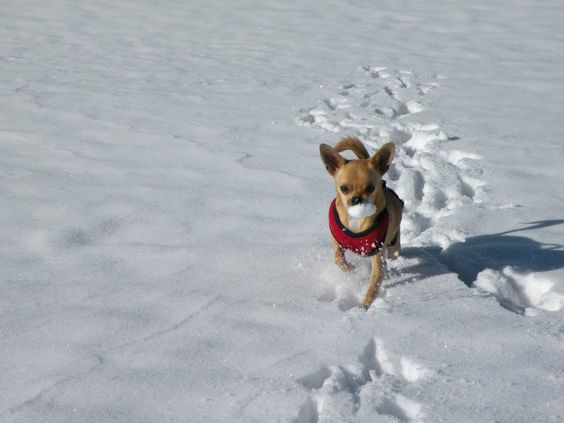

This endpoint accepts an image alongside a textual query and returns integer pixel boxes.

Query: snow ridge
[475,267,564,315]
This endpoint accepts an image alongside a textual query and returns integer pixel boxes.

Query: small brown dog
[320,137,403,309]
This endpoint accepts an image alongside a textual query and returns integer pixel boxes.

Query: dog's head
[320,137,395,207]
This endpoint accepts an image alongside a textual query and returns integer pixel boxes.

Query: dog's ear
[320,144,345,176]
[371,142,395,175]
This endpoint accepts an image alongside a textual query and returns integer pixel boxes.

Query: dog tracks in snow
[293,337,428,423]
[294,65,563,421]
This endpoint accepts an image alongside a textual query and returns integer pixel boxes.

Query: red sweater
[328,199,389,256]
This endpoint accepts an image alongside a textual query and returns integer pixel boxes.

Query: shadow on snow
[401,219,564,286]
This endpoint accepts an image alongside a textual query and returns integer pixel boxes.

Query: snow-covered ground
[2,0,563,421]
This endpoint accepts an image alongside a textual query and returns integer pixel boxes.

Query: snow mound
[475,267,564,315]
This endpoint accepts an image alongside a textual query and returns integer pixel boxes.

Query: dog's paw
[337,260,355,273]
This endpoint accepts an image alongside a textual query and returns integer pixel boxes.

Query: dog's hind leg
[364,252,384,309]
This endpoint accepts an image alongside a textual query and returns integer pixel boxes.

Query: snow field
[2,0,564,421]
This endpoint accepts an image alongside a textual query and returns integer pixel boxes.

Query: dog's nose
[351,196,362,205]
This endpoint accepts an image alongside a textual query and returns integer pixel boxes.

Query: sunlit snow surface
[1,0,564,422]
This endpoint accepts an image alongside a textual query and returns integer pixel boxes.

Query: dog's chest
[348,217,363,232]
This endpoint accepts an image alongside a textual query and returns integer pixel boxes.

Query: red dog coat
[328,199,389,256]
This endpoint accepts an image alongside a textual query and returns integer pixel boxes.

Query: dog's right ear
[320,144,345,176]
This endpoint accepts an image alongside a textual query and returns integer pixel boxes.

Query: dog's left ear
[371,142,395,175]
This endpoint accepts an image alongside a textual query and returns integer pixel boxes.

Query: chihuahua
[320,136,403,309]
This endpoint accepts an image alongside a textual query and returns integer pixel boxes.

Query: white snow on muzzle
[348,203,377,218]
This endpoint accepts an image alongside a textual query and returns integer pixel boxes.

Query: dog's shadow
[398,219,564,286]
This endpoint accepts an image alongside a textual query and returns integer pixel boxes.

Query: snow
[347,203,377,219]
[1,0,564,422]
[475,267,564,315]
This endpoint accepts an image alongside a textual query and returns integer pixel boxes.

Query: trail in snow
[295,337,428,423]
[294,66,563,421]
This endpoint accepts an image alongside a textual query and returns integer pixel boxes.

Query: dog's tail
[334,136,370,160]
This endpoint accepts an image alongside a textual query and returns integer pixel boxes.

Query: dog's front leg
[363,252,384,309]
[332,237,354,272]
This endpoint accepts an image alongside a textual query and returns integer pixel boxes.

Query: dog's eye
[340,185,350,194]
[365,184,375,194]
